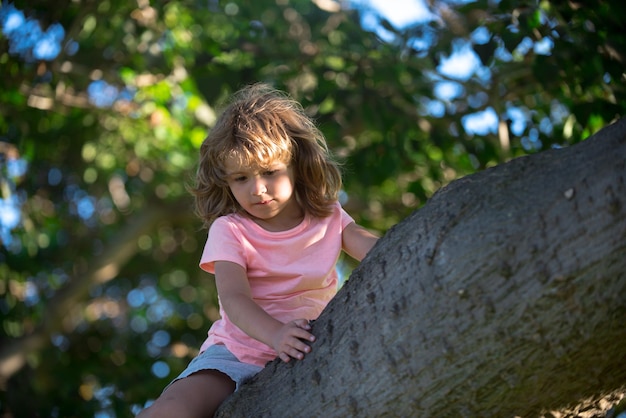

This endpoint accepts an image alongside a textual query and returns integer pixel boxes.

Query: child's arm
[342,222,379,261]
[214,260,316,363]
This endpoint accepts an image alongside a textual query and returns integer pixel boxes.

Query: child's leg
[137,369,235,418]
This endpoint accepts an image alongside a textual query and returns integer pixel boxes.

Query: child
[138,83,379,418]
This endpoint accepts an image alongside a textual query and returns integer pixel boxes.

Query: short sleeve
[199,217,246,274]
[339,203,355,229]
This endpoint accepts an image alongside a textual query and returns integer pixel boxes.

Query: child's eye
[233,176,247,182]
[263,170,277,176]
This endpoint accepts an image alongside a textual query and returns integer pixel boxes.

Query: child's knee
[136,400,183,418]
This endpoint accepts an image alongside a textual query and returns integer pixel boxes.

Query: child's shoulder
[210,212,249,231]
[311,201,353,226]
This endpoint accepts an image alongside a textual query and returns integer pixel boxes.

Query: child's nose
[251,177,267,195]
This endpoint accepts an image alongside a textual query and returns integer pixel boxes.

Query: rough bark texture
[216,118,626,417]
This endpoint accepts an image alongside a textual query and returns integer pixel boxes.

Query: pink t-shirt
[198,201,354,367]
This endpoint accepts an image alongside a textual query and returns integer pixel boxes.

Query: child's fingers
[292,318,311,330]
[274,321,316,361]
[287,333,313,359]
[282,342,310,361]
[287,349,305,361]
[291,338,312,354]
[287,324,315,343]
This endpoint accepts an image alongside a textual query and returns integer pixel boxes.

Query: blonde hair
[190,83,342,228]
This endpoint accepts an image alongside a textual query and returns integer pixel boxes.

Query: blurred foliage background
[0,0,624,416]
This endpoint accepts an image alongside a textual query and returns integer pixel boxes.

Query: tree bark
[216,118,626,417]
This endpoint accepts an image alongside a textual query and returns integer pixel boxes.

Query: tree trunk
[216,118,626,417]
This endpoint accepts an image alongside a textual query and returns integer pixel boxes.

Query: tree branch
[0,200,189,385]
[216,118,626,417]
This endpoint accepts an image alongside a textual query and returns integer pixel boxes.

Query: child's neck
[252,208,305,232]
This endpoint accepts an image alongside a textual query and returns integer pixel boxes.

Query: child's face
[223,155,302,230]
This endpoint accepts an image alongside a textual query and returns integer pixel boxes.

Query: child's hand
[272,319,316,363]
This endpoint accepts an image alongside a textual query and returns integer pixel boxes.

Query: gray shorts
[166,344,264,392]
